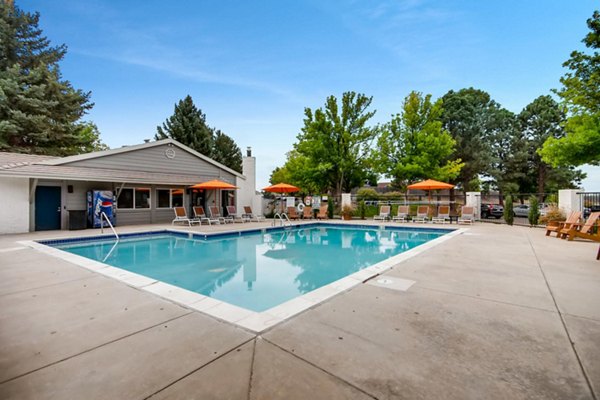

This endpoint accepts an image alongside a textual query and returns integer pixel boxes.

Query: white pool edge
[19,224,466,333]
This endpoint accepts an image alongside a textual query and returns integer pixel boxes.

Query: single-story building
[0,139,262,234]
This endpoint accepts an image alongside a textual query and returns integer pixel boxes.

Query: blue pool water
[50,226,449,312]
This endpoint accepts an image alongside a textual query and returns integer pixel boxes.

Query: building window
[117,188,151,209]
[117,188,134,209]
[156,188,184,208]
[172,189,183,207]
[135,188,151,209]
[157,189,170,208]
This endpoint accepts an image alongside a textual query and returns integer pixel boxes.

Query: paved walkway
[0,221,598,399]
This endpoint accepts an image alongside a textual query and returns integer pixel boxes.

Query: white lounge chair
[226,205,249,223]
[172,207,197,226]
[432,205,450,224]
[412,206,429,223]
[243,206,265,222]
[374,205,391,221]
[392,205,409,222]
[458,206,475,224]
[209,206,231,224]
[193,206,214,225]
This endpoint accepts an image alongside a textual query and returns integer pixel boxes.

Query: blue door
[35,186,62,231]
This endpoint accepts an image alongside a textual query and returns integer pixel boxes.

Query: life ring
[297,203,305,212]
[305,196,312,205]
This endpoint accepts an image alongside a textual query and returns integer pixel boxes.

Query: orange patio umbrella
[407,179,454,204]
[190,179,238,190]
[190,179,238,211]
[262,183,300,193]
[263,183,300,214]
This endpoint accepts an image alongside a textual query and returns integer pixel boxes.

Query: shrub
[528,196,540,226]
[539,205,565,224]
[327,200,334,219]
[356,188,379,201]
[357,200,367,219]
[504,195,514,226]
[545,193,558,205]
[380,191,403,200]
[341,204,354,219]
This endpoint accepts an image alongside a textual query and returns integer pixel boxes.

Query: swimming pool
[34,223,459,331]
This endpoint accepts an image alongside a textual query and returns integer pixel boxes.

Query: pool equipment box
[87,190,116,228]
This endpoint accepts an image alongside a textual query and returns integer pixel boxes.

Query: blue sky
[20,0,600,190]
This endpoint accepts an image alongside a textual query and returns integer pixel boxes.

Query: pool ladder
[273,212,291,226]
[100,211,120,241]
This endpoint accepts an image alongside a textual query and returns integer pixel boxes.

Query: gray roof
[0,163,232,185]
[40,138,244,179]
[0,153,58,170]
[0,139,242,185]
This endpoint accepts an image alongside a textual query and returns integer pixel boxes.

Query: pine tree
[212,129,242,173]
[441,88,499,191]
[155,95,214,157]
[0,2,96,155]
[518,95,584,194]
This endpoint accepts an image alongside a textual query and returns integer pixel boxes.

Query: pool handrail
[100,211,119,241]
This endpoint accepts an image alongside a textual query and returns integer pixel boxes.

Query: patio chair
[226,205,248,223]
[373,205,391,221]
[412,206,430,223]
[303,205,313,220]
[287,206,299,220]
[392,205,409,222]
[545,211,581,237]
[243,206,265,222]
[457,206,475,224]
[209,206,230,224]
[432,205,450,224]
[172,207,196,227]
[559,212,600,242]
[316,207,328,220]
[192,206,214,225]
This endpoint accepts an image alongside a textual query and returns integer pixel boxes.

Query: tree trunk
[538,164,546,200]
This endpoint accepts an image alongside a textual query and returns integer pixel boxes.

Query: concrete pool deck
[0,221,598,399]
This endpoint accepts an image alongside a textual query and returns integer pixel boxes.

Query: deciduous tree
[293,92,378,195]
[540,10,600,166]
[374,91,462,187]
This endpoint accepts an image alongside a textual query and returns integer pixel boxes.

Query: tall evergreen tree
[518,95,584,194]
[485,108,526,195]
[212,129,242,173]
[0,1,97,155]
[155,95,214,157]
[441,88,498,191]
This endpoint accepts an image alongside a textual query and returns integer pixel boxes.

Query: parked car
[513,204,530,217]
[481,203,503,219]
[513,203,549,218]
